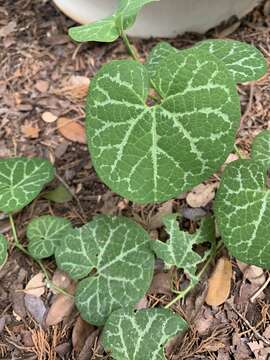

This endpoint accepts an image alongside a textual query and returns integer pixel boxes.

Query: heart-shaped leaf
[69,0,158,43]
[0,157,54,213]
[102,307,187,360]
[195,39,267,83]
[214,159,270,268]
[0,234,8,268]
[43,184,73,203]
[55,215,154,325]
[87,51,240,203]
[27,216,73,259]
[251,130,270,171]
[152,215,215,283]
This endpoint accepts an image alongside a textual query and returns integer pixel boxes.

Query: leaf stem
[121,32,140,62]
[164,240,223,309]
[8,214,73,298]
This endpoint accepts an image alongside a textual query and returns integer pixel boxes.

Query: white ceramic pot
[53,0,260,38]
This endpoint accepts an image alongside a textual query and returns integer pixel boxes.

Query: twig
[227,301,270,345]
[250,274,270,303]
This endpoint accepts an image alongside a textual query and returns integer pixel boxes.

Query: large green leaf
[251,130,270,171]
[27,216,73,259]
[102,308,187,360]
[152,215,215,284]
[69,0,158,43]
[214,159,270,268]
[55,215,154,325]
[195,39,267,83]
[0,234,8,268]
[0,157,54,213]
[86,51,240,203]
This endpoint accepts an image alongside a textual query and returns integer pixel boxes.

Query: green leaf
[27,216,73,259]
[146,42,178,82]
[69,0,158,43]
[102,307,187,360]
[0,234,8,268]
[214,159,270,268]
[86,51,240,203]
[0,157,54,214]
[251,130,270,171]
[152,215,215,283]
[43,184,73,203]
[195,39,267,83]
[55,215,154,325]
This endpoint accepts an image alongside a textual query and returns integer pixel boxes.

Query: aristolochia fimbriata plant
[0,1,268,359]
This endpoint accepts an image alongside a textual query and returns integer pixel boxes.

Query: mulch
[1,0,270,359]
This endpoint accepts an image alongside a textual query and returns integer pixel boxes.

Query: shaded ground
[1,0,270,359]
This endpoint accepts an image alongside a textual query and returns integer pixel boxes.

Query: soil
[1,0,270,359]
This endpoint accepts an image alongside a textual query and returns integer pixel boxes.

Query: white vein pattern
[0,235,7,267]
[27,216,72,259]
[87,52,240,203]
[251,130,270,171]
[152,214,215,284]
[55,215,154,325]
[214,160,270,268]
[102,308,187,360]
[0,158,54,213]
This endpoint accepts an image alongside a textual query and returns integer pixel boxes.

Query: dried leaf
[57,117,86,144]
[61,76,90,99]
[149,200,173,230]
[149,272,172,295]
[0,21,16,37]
[24,272,45,297]
[41,111,58,123]
[21,124,40,139]
[244,265,265,286]
[46,283,76,326]
[24,294,46,324]
[186,182,218,208]
[205,257,232,306]
[72,316,95,352]
[51,270,72,294]
[35,80,49,93]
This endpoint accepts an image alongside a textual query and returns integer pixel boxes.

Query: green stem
[121,32,140,62]
[234,144,245,159]
[8,214,73,298]
[165,240,223,309]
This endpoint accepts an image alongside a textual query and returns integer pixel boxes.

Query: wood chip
[57,117,86,144]
[41,111,58,123]
[205,257,232,306]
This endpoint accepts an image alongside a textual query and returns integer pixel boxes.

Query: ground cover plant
[0,1,269,359]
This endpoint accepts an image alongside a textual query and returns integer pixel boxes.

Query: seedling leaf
[43,184,73,203]
[87,52,240,203]
[195,39,267,83]
[152,215,215,283]
[69,0,158,43]
[0,235,8,268]
[102,307,187,360]
[0,157,54,213]
[251,130,270,171]
[55,215,154,325]
[214,159,270,268]
[27,216,73,259]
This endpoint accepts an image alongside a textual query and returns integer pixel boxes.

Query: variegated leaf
[251,130,270,171]
[0,234,8,268]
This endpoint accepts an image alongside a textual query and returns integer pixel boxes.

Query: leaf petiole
[121,31,140,62]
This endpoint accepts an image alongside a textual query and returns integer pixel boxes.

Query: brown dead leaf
[24,272,45,297]
[41,111,58,123]
[57,117,86,144]
[149,272,172,295]
[35,80,49,93]
[186,182,218,208]
[149,200,173,230]
[60,75,90,99]
[72,316,95,353]
[21,124,40,139]
[244,265,266,286]
[46,283,76,326]
[205,257,232,306]
[51,270,72,294]
[0,21,16,37]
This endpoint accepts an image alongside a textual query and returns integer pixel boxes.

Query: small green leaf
[69,0,158,43]
[43,184,73,203]
[55,215,154,325]
[152,215,215,283]
[146,42,178,81]
[214,159,270,268]
[87,51,240,203]
[0,157,54,213]
[251,130,270,171]
[102,307,187,360]
[0,234,8,268]
[27,216,73,259]
[195,39,267,83]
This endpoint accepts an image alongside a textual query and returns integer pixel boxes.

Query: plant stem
[164,240,223,309]
[121,32,140,62]
[8,214,73,298]
[234,144,245,159]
